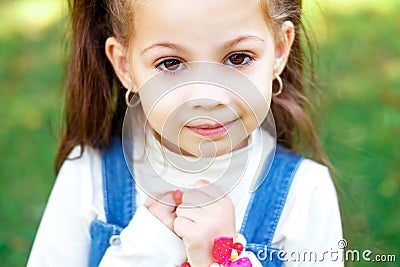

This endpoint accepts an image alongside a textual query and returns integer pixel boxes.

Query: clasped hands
[145,180,236,267]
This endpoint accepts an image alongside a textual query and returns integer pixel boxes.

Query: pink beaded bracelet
[182,234,252,267]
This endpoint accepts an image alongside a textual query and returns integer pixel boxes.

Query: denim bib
[89,137,302,266]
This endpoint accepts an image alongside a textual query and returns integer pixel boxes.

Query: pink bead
[181,262,191,267]
[233,242,244,254]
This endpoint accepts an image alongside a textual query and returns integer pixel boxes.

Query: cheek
[237,68,273,130]
[141,91,185,138]
[245,70,273,107]
[256,76,273,105]
[146,107,166,131]
[243,58,275,100]
[143,99,171,133]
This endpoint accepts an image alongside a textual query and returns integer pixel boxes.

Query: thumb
[145,192,176,212]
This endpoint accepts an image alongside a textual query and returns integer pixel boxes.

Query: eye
[157,58,185,72]
[224,53,253,66]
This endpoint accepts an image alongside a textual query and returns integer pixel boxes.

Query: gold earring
[272,73,284,97]
[125,86,141,108]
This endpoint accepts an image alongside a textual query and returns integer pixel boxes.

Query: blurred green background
[0,0,399,266]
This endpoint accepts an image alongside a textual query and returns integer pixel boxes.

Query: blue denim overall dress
[89,137,302,266]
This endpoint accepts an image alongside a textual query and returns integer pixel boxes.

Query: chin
[201,139,236,158]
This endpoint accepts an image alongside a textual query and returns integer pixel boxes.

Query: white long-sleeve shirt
[27,128,343,267]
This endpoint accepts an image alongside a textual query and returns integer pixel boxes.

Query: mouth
[186,120,236,138]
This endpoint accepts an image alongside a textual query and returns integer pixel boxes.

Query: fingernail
[173,190,183,205]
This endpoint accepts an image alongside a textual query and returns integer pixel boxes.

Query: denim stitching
[101,153,109,222]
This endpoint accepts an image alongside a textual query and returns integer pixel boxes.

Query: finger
[148,192,176,214]
[194,180,228,202]
[175,204,203,222]
[194,179,210,187]
[144,191,165,208]
[181,189,214,207]
[157,192,177,212]
[144,195,158,208]
[174,215,195,238]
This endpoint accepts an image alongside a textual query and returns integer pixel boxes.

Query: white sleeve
[27,146,187,267]
[27,147,97,267]
[99,206,186,266]
[272,159,344,267]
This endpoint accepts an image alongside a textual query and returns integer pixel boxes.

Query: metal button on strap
[109,235,121,246]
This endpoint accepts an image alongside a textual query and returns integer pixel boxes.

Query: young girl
[28,0,343,266]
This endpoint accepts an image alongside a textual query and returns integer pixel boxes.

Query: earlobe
[274,21,295,75]
[105,37,134,90]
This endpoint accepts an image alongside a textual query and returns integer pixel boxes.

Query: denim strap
[101,136,136,228]
[240,145,302,265]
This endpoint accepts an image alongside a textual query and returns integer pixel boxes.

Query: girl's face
[107,0,293,157]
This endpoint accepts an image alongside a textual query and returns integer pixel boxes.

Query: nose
[187,83,231,110]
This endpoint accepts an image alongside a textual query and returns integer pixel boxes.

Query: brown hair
[56,0,329,172]
[260,0,329,166]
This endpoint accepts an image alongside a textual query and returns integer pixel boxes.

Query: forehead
[131,0,271,46]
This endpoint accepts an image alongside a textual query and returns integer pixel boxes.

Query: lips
[186,120,235,137]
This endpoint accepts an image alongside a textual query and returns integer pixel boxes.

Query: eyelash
[155,52,256,74]
[155,58,186,75]
[224,52,255,69]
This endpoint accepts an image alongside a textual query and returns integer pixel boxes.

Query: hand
[145,190,182,231]
[174,180,236,267]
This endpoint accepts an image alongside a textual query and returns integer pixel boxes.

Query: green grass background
[0,0,399,266]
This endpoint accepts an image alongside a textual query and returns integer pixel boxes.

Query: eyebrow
[141,35,265,56]
[141,42,187,56]
[223,35,265,49]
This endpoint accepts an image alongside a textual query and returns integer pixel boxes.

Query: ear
[273,21,295,75]
[105,37,135,91]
